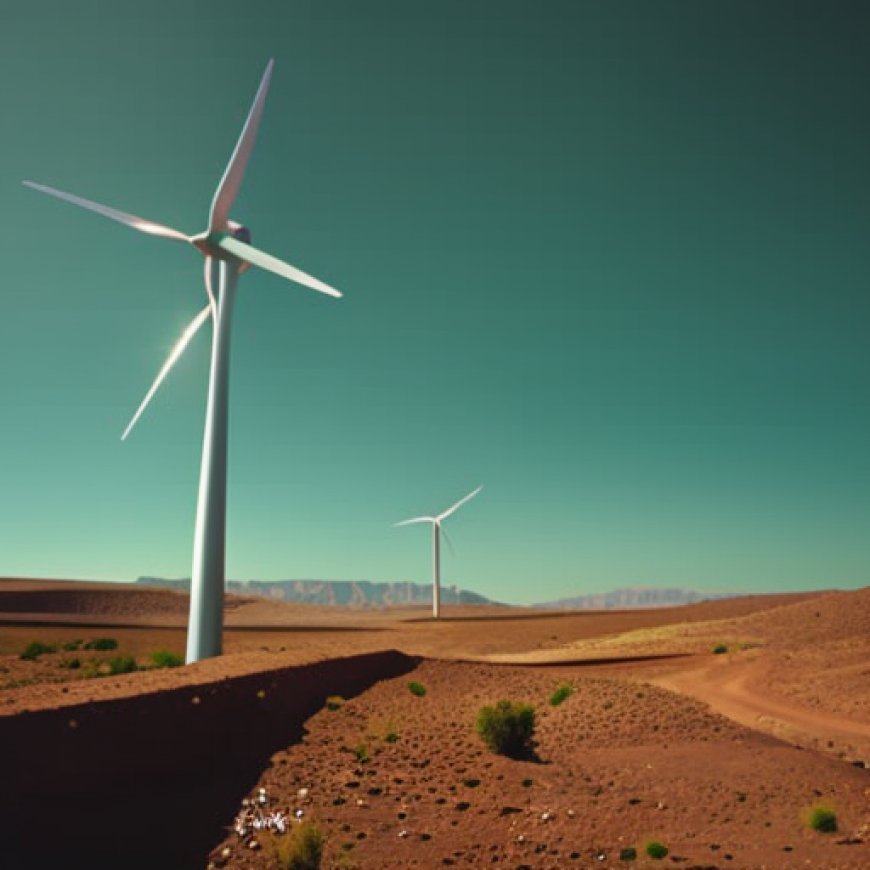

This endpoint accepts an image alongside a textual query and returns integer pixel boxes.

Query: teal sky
[1,1,869,604]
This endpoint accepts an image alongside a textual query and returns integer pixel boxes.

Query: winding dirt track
[647,653,870,759]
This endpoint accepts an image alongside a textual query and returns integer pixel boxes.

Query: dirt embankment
[0,649,419,870]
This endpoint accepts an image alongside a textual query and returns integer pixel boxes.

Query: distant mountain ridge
[137,578,734,610]
[534,587,737,610]
[136,577,494,607]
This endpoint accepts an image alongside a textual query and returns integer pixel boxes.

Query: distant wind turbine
[395,486,483,619]
[24,60,342,664]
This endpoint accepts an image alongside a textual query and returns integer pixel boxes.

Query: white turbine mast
[395,485,483,618]
[24,60,342,663]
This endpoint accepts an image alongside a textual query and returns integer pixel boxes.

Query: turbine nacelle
[191,223,253,272]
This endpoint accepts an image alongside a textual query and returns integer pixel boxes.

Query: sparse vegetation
[59,657,81,670]
[267,821,324,870]
[712,644,729,655]
[384,730,399,743]
[351,743,370,763]
[619,846,637,861]
[806,803,837,833]
[85,638,118,651]
[476,700,536,758]
[549,683,573,706]
[21,641,57,660]
[325,695,345,711]
[521,778,533,788]
[645,841,669,860]
[150,649,183,669]
[107,656,137,675]
[62,640,83,652]
[408,681,427,697]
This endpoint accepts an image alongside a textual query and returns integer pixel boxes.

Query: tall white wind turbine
[24,60,342,664]
[395,485,483,619]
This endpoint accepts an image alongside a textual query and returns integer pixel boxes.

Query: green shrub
[351,743,370,764]
[712,644,728,655]
[62,640,83,652]
[408,681,427,697]
[645,841,668,860]
[619,847,637,861]
[806,803,837,833]
[384,730,399,743]
[549,684,573,706]
[85,638,118,651]
[325,695,345,711]
[268,821,324,870]
[476,700,536,758]
[59,657,81,670]
[150,649,183,669]
[21,641,57,660]
[107,656,137,675]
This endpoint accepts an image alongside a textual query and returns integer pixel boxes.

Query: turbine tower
[395,485,483,619]
[24,60,342,664]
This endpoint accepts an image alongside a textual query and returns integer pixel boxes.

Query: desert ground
[1,579,868,869]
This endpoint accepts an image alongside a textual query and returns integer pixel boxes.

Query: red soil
[1,579,868,869]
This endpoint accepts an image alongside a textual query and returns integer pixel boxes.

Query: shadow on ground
[0,649,419,870]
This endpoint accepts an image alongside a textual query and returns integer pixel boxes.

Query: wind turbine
[23,60,342,664]
[395,485,483,619]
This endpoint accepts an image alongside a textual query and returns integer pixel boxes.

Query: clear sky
[1,1,868,604]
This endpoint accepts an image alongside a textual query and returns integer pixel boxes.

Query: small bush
[806,803,837,833]
[619,847,637,861]
[384,730,399,743]
[352,743,370,763]
[59,657,81,670]
[645,841,669,860]
[325,695,345,711]
[268,821,324,870]
[107,656,137,675]
[712,644,728,655]
[150,650,183,669]
[85,638,118,651]
[21,641,56,661]
[549,684,573,706]
[62,640,83,652]
[476,700,536,758]
[408,681,427,697]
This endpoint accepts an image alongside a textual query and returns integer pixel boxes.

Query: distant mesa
[136,577,496,608]
[533,586,737,610]
[135,578,734,610]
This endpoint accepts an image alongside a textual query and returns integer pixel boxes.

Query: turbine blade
[436,485,484,522]
[22,181,189,241]
[217,235,342,298]
[209,59,274,233]
[440,525,457,558]
[121,305,212,440]
[394,516,436,528]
